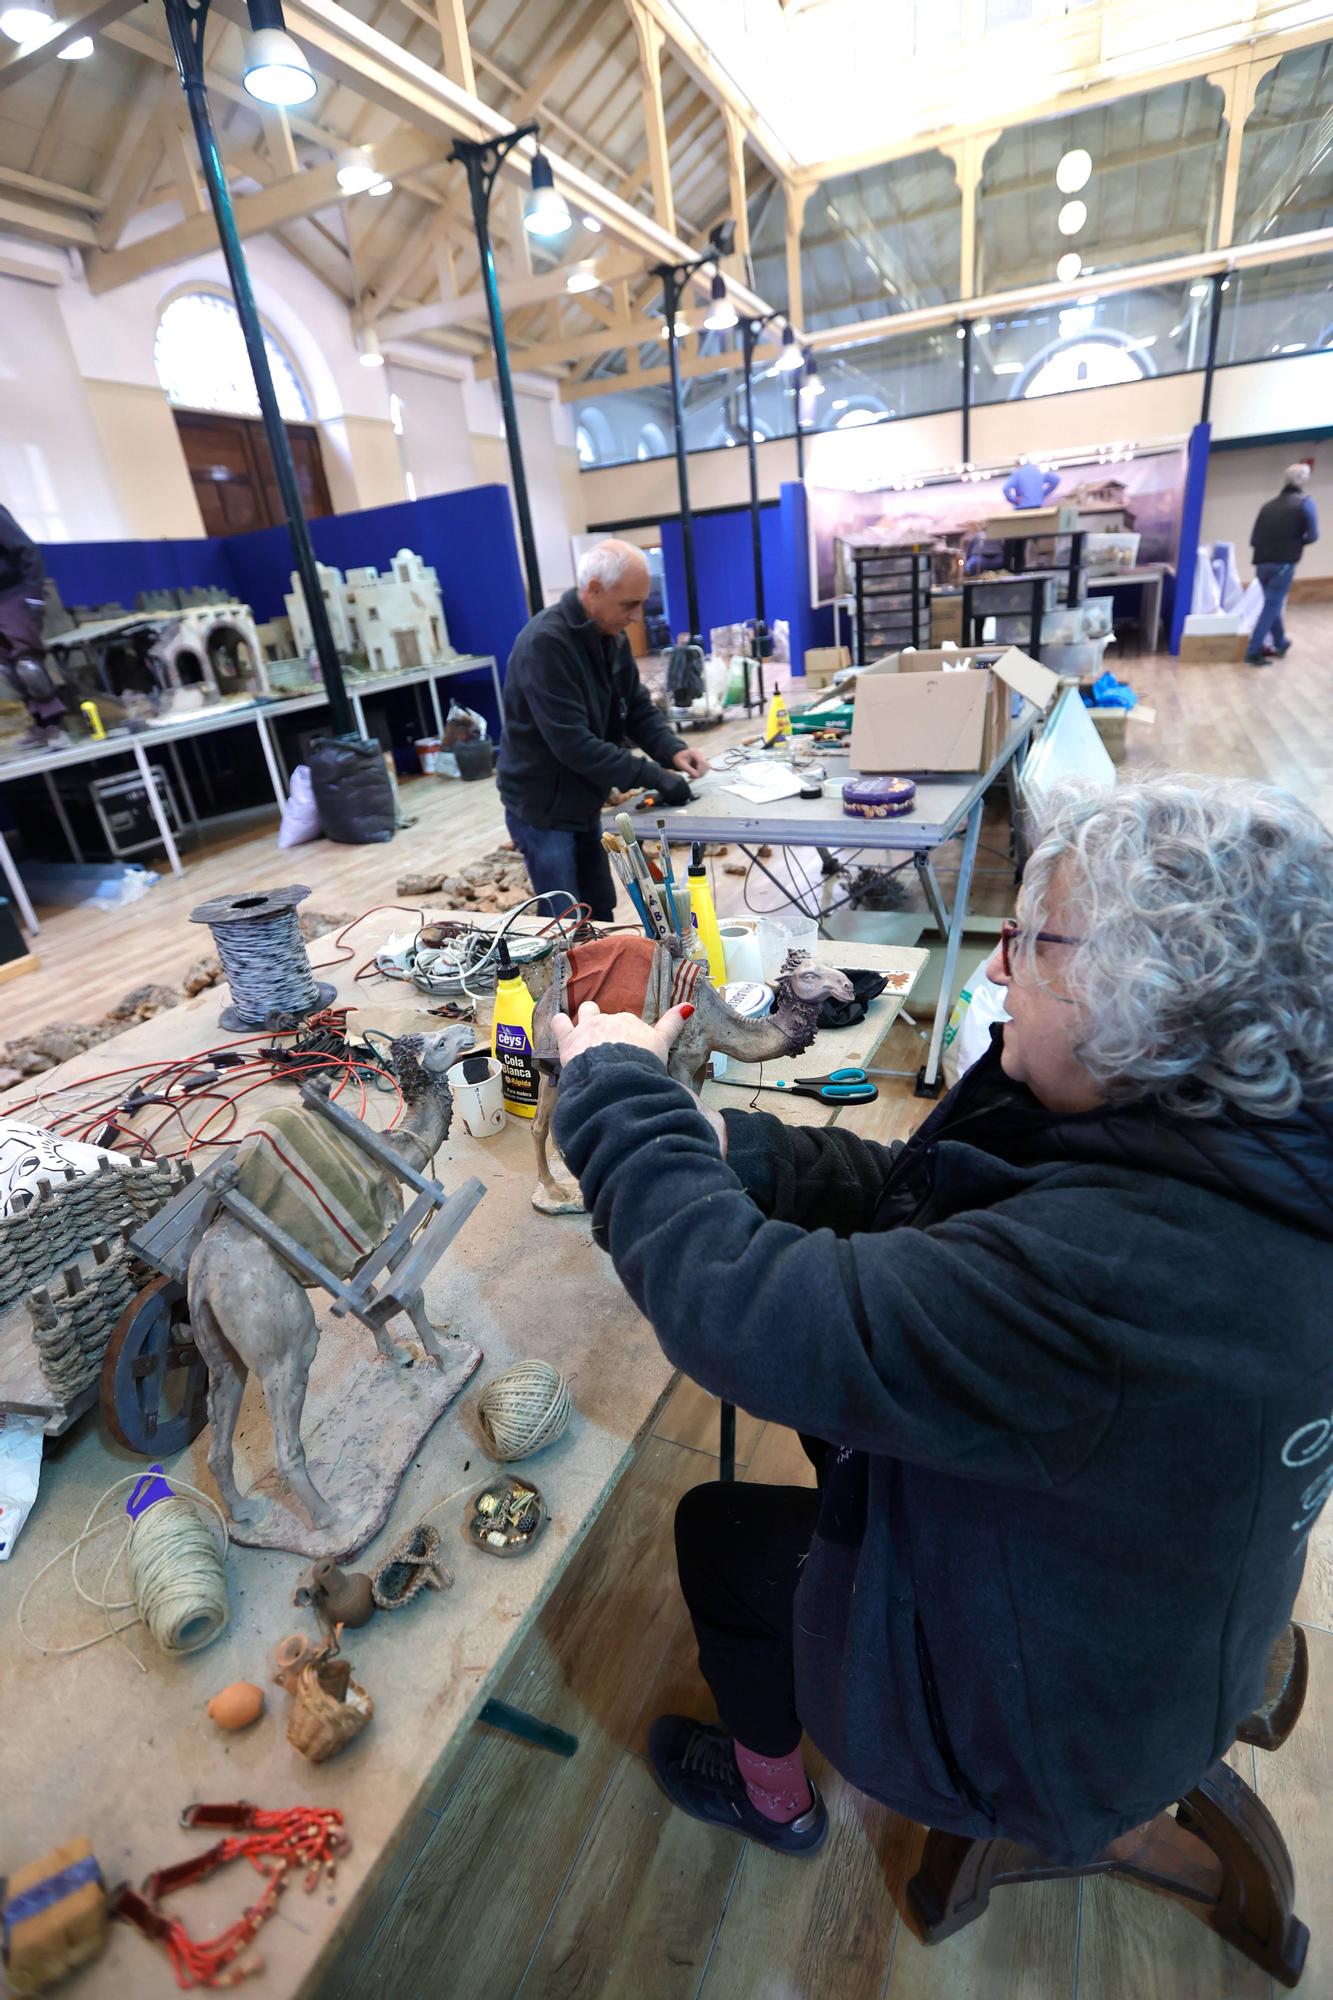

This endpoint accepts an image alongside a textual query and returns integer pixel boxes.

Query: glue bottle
[490,939,540,1120]
[763,690,792,745]
[686,845,727,985]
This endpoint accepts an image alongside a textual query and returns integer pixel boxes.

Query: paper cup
[446,1055,506,1138]
[718,919,764,986]
[415,737,441,775]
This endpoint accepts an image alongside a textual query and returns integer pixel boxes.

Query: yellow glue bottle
[686,846,727,985]
[763,690,792,745]
[490,939,540,1119]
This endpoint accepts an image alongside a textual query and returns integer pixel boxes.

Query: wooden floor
[11,612,1333,1999]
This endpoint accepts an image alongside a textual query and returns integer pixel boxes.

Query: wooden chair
[906,1623,1311,1989]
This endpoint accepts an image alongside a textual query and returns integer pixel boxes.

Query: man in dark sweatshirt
[497,540,708,921]
[549,774,1333,1868]
[1246,462,1319,666]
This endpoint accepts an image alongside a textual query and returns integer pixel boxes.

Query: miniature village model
[285,550,453,674]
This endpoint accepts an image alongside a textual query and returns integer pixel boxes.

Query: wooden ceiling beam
[0,0,139,88]
[86,126,445,290]
[0,190,96,246]
[28,65,78,183]
[624,0,797,182]
[0,161,104,214]
[96,73,174,249]
[558,337,780,399]
[510,0,614,125]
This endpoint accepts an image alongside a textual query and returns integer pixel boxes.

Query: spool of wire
[190,885,336,1032]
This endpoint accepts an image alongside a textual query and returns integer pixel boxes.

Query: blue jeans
[1247,562,1295,658]
[504,811,616,923]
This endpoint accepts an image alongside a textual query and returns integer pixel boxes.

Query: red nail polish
[680,1004,695,1019]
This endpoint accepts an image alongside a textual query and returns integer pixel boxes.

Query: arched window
[636,420,668,460]
[154,292,310,421]
[576,424,598,465]
[1020,336,1147,400]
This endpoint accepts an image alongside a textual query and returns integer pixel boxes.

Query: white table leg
[0,822,38,933]
[167,741,200,829]
[920,799,983,1090]
[351,692,368,740]
[132,740,182,877]
[42,771,83,863]
[426,674,445,738]
[254,713,288,809]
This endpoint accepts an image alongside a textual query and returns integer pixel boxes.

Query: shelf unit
[849,544,933,665]
[960,530,1088,658]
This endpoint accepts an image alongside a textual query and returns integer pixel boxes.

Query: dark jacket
[0,505,43,604]
[1251,487,1319,567]
[496,588,685,830]
[554,1033,1333,1863]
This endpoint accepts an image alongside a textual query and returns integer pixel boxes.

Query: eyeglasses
[998,917,1084,979]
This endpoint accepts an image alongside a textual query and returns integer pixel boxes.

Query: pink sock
[733,1739,813,1823]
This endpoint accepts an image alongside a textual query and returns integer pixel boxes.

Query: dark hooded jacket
[554,1031,1333,1862]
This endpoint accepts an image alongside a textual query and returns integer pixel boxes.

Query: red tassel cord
[111,1804,349,1989]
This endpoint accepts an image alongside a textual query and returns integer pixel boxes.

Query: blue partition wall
[658,481,828,676]
[39,483,529,737]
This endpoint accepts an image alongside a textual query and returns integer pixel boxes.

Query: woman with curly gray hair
[546,773,1333,1873]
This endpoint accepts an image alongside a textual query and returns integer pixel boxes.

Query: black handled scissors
[715,1066,878,1104]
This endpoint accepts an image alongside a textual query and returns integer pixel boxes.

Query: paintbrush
[602,832,656,938]
[656,817,682,936]
[615,812,673,942]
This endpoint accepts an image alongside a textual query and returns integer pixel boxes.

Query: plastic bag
[1236,579,1264,636]
[443,703,487,747]
[277,763,321,849]
[941,954,1010,1090]
[307,736,396,845]
[0,1411,44,1560]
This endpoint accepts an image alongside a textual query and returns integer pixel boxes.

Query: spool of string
[477,1359,572,1461]
[18,1474,230,1672]
[190,886,333,1031]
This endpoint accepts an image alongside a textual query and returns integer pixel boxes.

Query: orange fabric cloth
[562,934,659,1018]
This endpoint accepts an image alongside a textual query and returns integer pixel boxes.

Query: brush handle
[615,813,672,941]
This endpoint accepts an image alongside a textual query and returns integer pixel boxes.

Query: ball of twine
[478,1360,572,1461]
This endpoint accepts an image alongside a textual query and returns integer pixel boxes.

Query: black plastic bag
[307,734,395,845]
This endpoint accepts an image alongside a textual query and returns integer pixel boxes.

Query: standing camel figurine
[524,937,854,1214]
[189,1025,477,1532]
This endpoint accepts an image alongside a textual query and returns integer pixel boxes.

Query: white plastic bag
[0,1411,44,1560]
[1236,578,1264,636]
[277,763,321,848]
[941,953,1010,1089]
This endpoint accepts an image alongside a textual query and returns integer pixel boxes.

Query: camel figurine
[188,1025,477,1533]
[524,939,855,1214]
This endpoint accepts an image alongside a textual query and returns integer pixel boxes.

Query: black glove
[655,768,692,807]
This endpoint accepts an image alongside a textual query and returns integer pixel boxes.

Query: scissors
[714,1066,878,1104]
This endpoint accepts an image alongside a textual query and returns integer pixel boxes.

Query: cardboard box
[985,505,1081,537]
[850,648,1057,774]
[932,594,964,644]
[1179,633,1249,663]
[802,645,850,686]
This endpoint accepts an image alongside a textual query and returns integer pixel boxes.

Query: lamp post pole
[452,126,546,617]
[740,314,774,663]
[164,0,353,737]
[656,259,702,644]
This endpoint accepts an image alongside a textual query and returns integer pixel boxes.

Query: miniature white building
[284,550,451,673]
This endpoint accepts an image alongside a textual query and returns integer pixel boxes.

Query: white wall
[0,268,126,541]
[386,359,477,498]
[1203,440,1331,581]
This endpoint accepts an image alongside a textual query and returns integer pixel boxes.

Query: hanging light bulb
[1058,199,1087,236]
[357,328,385,369]
[582,214,602,232]
[1055,147,1092,194]
[704,273,738,331]
[57,31,92,55]
[775,322,803,372]
[0,0,52,40]
[367,178,393,197]
[336,146,380,195]
[1057,251,1082,284]
[565,266,599,294]
[243,29,317,104]
[523,151,571,238]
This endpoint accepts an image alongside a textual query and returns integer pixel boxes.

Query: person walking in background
[1246,463,1319,667]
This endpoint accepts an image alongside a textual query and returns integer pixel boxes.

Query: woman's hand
[552,1000,728,1155]
[552,999,694,1068]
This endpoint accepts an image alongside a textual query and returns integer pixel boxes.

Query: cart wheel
[100,1276,209,1456]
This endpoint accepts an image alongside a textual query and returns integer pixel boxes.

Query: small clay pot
[294,1559,375,1630]
[207,1682,265,1731]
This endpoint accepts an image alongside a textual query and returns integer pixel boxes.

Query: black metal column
[741,317,766,655]
[792,369,805,479]
[960,319,973,466]
[659,265,700,643]
[1200,270,1226,425]
[455,137,545,617]
[166,0,353,736]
